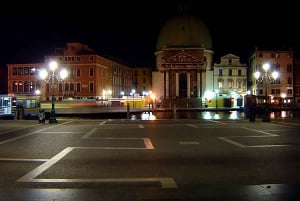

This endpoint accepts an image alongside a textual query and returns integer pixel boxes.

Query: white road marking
[138,124,144,128]
[0,120,73,145]
[30,178,177,188]
[0,123,40,136]
[13,121,173,188]
[81,128,97,139]
[143,138,155,149]
[99,121,107,125]
[81,127,155,149]
[17,146,175,189]
[40,132,82,134]
[217,137,245,148]
[17,147,74,182]
[218,127,291,148]
[180,141,199,145]
[0,158,48,162]
[208,120,227,124]
[186,124,198,128]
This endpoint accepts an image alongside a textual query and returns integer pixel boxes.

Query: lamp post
[39,61,68,123]
[35,89,41,109]
[215,89,219,110]
[131,89,135,107]
[254,63,279,122]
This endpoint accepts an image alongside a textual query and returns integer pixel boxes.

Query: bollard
[127,103,130,119]
[173,104,176,119]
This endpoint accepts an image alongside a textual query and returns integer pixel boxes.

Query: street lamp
[39,61,68,123]
[254,63,279,122]
[215,89,219,110]
[130,89,135,107]
[35,89,41,109]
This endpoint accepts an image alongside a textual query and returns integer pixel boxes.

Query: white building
[153,14,213,108]
[205,54,247,108]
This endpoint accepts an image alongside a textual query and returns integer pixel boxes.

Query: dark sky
[0,0,299,68]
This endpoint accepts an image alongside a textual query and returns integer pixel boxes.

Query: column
[166,71,169,97]
[197,72,201,98]
[175,72,179,97]
[187,72,190,98]
[163,71,166,97]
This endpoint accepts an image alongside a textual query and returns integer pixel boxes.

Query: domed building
[153,14,214,107]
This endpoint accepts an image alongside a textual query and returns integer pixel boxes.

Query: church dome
[156,15,212,50]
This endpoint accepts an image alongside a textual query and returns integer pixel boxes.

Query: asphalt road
[1,117,300,200]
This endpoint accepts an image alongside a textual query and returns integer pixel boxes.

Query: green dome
[156,15,212,50]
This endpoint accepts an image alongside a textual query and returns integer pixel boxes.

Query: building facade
[132,67,153,96]
[294,59,300,106]
[248,49,294,106]
[7,43,135,101]
[206,54,247,108]
[153,14,213,108]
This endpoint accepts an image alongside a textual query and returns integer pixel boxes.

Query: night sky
[0,0,299,68]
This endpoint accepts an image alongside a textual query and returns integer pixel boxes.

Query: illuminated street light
[254,63,279,122]
[35,89,41,109]
[215,89,219,110]
[39,61,68,123]
[130,89,135,107]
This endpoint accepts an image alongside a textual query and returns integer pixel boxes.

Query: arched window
[46,83,50,93]
[237,80,242,89]
[228,79,233,89]
[12,81,18,92]
[29,81,35,92]
[59,83,63,92]
[36,81,41,91]
[24,81,30,92]
[218,79,223,89]
[65,83,70,91]
[18,81,23,92]
[70,83,74,91]
[76,83,81,92]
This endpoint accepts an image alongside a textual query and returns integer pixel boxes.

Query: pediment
[162,52,203,64]
[221,53,240,59]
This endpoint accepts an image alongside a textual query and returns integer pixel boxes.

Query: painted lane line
[81,128,97,139]
[138,124,144,128]
[186,124,198,128]
[0,158,48,162]
[76,147,153,150]
[242,127,279,137]
[0,120,73,145]
[218,127,291,148]
[143,138,155,149]
[81,127,155,149]
[17,146,175,189]
[40,131,82,134]
[180,141,199,145]
[99,121,107,126]
[30,178,177,189]
[17,147,74,182]
[217,137,245,148]
[208,120,227,124]
[18,145,155,183]
[0,123,40,136]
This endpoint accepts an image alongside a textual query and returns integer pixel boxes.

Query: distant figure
[248,103,257,122]
[245,94,257,122]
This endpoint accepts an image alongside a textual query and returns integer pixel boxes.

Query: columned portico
[161,69,204,98]
[154,14,214,107]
